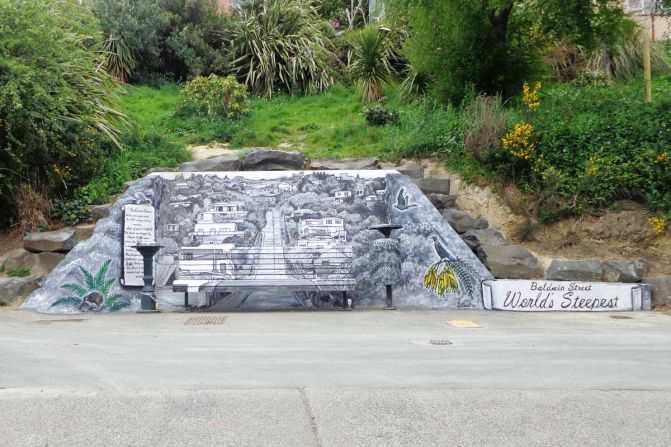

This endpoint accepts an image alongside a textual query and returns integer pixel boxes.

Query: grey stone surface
[23,228,76,253]
[74,223,96,242]
[242,149,305,170]
[482,244,543,279]
[1,310,671,446]
[0,275,43,304]
[442,208,488,234]
[395,161,424,179]
[310,157,380,170]
[145,167,177,175]
[647,276,671,307]
[3,249,65,275]
[546,259,604,282]
[178,156,242,172]
[414,178,451,195]
[428,193,457,210]
[379,162,397,169]
[122,180,136,192]
[462,228,507,247]
[603,260,646,283]
[90,203,111,221]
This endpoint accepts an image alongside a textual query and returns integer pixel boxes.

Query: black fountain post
[369,224,403,310]
[135,242,162,312]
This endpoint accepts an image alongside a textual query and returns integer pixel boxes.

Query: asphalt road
[1,309,670,446]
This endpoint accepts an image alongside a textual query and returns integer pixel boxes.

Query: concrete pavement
[1,309,670,446]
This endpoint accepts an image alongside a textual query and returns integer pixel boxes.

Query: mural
[22,170,493,313]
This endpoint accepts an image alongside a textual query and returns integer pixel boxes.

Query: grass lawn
[119,83,407,160]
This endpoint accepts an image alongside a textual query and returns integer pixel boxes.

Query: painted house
[334,191,352,204]
[177,244,236,279]
[299,218,346,241]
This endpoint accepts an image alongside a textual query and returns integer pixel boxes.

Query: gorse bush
[229,0,334,97]
[181,74,251,118]
[0,0,124,229]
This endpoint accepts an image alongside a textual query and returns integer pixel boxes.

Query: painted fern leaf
[94,259,112,290]
[101,277,116,297]
[79,266,96,290]
[61,282,87,297]
[106,292,129,311]
[49,296,82,308]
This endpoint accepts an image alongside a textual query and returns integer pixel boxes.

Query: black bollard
[135,243,162,312]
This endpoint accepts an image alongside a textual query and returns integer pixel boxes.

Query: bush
[181,74,251,118]
[349,26,394,102]
[464,95,508,162]
[51,187,94,227]
[0,0,124,229]
[229,0,334,97]
[8,267,31,278]
[362,104,399,126]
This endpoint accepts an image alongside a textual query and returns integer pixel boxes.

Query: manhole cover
[185,316,226,326]
[610,315,633,320]
[429,339,453,346]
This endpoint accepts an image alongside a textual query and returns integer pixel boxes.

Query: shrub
[464,96,508,162]
[15,185,51,234]
[0,0,124,229]
[362,104,399,126]
[349,26,394,102]
[229,0,334,97]
[8,267,31,278]
[181,74,251,118]
[51,187,94,227]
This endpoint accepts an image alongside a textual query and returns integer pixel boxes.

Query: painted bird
[394,188,418,211]
[431,236,452,260]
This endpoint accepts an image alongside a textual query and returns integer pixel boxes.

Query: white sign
[482,279,650,312]
[122,204,155,286]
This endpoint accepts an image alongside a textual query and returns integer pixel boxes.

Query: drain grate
[429,339,453,346]
[610,315,633,320]
[185,316,226,326]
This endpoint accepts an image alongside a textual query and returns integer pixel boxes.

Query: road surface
[1,309,670,446]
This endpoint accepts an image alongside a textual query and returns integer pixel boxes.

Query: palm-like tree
[349,26,393,102]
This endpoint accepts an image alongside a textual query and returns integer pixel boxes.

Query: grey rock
[414,178,450,195]
[243,150,305,171]
[546,260,604,282]
[310,158,380,170]
[24,228,76,253]
[3,249,65,275]
[442,209,488,234]
[178,156,242,172]
[482,245,543,279]
[460,235,488,265]
[647,276,671,307]
[395,162,424,179]
[428,194,457,210]
[0,275,43,304]
[462,228,507,247]
[122,180,136,192]
[380,162,397,169]
[90,203,111,221]
[74,223,96,242]
[145,167,177,175]
[603,260,646,283]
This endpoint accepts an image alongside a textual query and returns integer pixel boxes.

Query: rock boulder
[23,228,76,253]
[442,209,488,234]
[462,228,507,247]
[0,275,43,305]
[414,178,451,195]
[178,155,242,172]
[310,158,380,170]
[546,260,604,282]
[428,194,457,210]
[243,149,305,171]
[395,162,424,179]
[482,245,543,279]
[603,260,646,283]
[3,249,65,275]
[647,276,671,307]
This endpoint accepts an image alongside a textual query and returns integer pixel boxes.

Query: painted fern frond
[94,259,112,290]
[61,283,87,297]
[49,296,82,308]
[106,292,129,311]
[101,277,116,297]
[79,266,96,290]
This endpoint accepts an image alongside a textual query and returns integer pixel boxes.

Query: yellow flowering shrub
[649,216,667,235]
[502,122,536,161]
[655,151,669,164]
[522,81,541,111]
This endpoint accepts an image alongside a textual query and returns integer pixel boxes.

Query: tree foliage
[0,0,124,228]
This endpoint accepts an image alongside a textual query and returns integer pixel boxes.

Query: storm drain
[429,339,453,346]
[185,316,226,326]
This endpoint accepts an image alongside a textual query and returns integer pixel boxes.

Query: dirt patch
[188,141,238,160]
